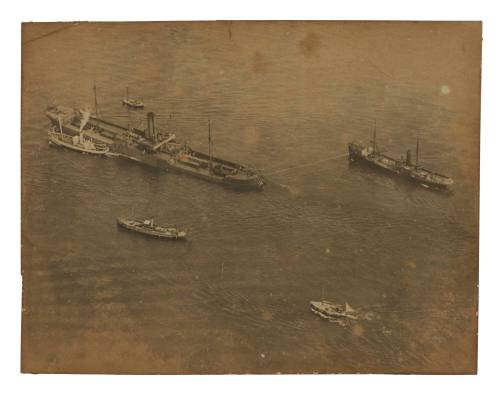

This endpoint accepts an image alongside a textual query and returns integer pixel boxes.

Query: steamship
[45,99,264,191]
[348,129,453,190]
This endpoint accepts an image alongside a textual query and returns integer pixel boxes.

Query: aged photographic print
[21,21,480,374]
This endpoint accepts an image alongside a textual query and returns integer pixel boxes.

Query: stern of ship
[223,173,265,191]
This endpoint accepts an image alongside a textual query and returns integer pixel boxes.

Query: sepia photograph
[20,20,480,374]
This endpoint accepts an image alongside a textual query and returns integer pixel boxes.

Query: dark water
[21,22,480,373]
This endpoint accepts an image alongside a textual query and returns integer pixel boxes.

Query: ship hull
[122,99,144,108]
[112,141,264,191]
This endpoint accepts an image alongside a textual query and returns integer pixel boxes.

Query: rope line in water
[264,153,348,176]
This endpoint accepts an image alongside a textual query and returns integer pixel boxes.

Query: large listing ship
[348,128,453,190]
[46,104,264,191]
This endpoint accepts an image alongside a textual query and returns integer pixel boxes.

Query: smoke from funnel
[79,110,90,133]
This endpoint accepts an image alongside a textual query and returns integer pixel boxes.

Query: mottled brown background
[22,21,480,374]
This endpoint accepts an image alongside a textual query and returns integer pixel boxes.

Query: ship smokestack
[406,149,412,166]
[147,112,156,141]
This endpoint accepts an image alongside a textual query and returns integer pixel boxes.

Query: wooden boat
[48,128,109,155]
[122,87,145,108]
[117,217,187,239]
[122,98,145,108]
[310,301,358,326]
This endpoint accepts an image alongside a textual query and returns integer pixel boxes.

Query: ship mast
[57,116,63,138]
[372,121,377,151]
[208,119,213,169]
[93,82,99,128]
[126,91,131,132]
[416,136,420,167]
[126,105,131,132]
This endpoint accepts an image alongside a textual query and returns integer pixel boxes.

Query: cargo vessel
[348,129,453,190]
[46,100,264,190]
[117,217,186,239]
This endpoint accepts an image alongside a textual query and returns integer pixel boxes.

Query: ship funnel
[147,112,156,141]
[406,149,412,166]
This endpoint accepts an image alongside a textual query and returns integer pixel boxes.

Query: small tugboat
[348,127,453,190]
[122,86,145,108]
[117,217,187,240]
[48,115,109,155]
[310,300,358,326]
